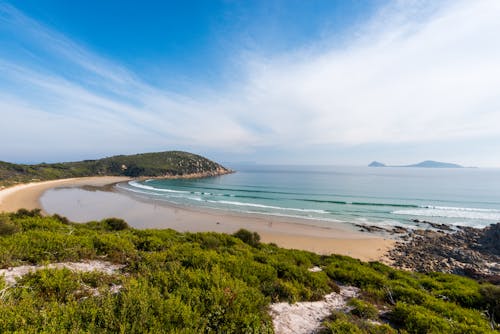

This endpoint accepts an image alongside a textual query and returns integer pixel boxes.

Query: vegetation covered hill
[0,151,230,187]
[0,210,498,333]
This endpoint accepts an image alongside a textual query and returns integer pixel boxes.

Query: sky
[1,0,500,167]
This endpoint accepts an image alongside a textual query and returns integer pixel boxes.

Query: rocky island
[369,160,465,168]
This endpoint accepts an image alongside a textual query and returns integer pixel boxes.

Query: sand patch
[270,285,359,334]
[0,260,124,286]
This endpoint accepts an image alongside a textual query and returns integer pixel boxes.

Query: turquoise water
[117,165,500,229]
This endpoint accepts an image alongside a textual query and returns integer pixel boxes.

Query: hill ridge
[0,151,232,187]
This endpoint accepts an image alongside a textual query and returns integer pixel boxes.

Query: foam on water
[393,206,500,221]
[206,199,329,214]
[120,167,500,230]
[128,181,190,194]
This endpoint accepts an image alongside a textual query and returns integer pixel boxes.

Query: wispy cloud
[1,1,499,164]
[240,0,500,146]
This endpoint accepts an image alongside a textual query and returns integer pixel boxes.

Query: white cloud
[1,0,500,164]
[239,0,500,147]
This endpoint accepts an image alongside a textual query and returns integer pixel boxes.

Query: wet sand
[0,177,131,213]
[1,177,394,261]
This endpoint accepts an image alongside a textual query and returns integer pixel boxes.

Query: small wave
[352,202,419,208]
[242,210,343,223]
[206,200,329,214]
[116,184,161,197]
[128,181,190,194]
[224,194,277,201]
[393,205,500,220]
[302,199,348,205]
[302,199,419,208]
[421,205,500,213]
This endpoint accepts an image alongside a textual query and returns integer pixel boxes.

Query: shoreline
[0,177,132,214]
[1,177,395,262]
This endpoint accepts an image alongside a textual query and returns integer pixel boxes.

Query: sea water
[116,165,500,229]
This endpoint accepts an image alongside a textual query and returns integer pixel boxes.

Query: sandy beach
[0,177,132,213]
[0,177,394,261]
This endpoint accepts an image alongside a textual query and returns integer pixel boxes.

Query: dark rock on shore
[411,219,454,231]
[388,223,500,283]
[355,224,409,235]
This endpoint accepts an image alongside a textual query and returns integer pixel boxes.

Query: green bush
[320,311,396,334]
[15,268,81,302]
[0,215,18,236]
[480,285,500,326]
[323,318,364,334]
[232,229,261,247]
[102,218,129,231]
[391,302,452,333]
[12,208,42,219]
[348,298,379,319]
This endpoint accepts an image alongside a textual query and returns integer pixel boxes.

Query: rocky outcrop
[158,167,233,179]
[388,223,500,283]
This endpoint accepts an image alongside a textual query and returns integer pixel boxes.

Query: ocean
[116,165,500,229]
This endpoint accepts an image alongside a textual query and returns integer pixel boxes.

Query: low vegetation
[0,210,498,333]
[0,151,229,187]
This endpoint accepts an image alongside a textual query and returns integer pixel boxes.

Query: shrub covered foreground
[0,210,498,333]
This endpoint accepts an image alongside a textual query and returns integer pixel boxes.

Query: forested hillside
[0,151,230,187]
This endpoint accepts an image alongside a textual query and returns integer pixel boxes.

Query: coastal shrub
[92,233,138,262]
[348,298,379,319]
[325,256,386,289]
[422,297,491,328]
[390,302,452,333]
[136,235,165,251]
[12,208,42,219]
[390,302,496,334]
[388,283,428,305]
[187,232,237,251]
[323,318,364,334]
[0,230,96,266]
[51,213,70,224]
[233,229,260,247]
[423,272,483,308]
[12,215,70,232]
[480,285,500,326]
[0,215,18,236]
[14,268,81,302]
[320,311,396,334]
[102,218,129,231]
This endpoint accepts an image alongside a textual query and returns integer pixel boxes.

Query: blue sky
[1,0,500,166]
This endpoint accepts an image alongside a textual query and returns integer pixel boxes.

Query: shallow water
[116,165,500,229]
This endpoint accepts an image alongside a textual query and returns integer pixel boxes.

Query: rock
[388,223,500,281]
[391,226,408,234]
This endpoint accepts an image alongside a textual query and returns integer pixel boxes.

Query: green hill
[0,151,231,187]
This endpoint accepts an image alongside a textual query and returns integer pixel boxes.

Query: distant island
[368,160,464,168]
[0,151,231,187]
